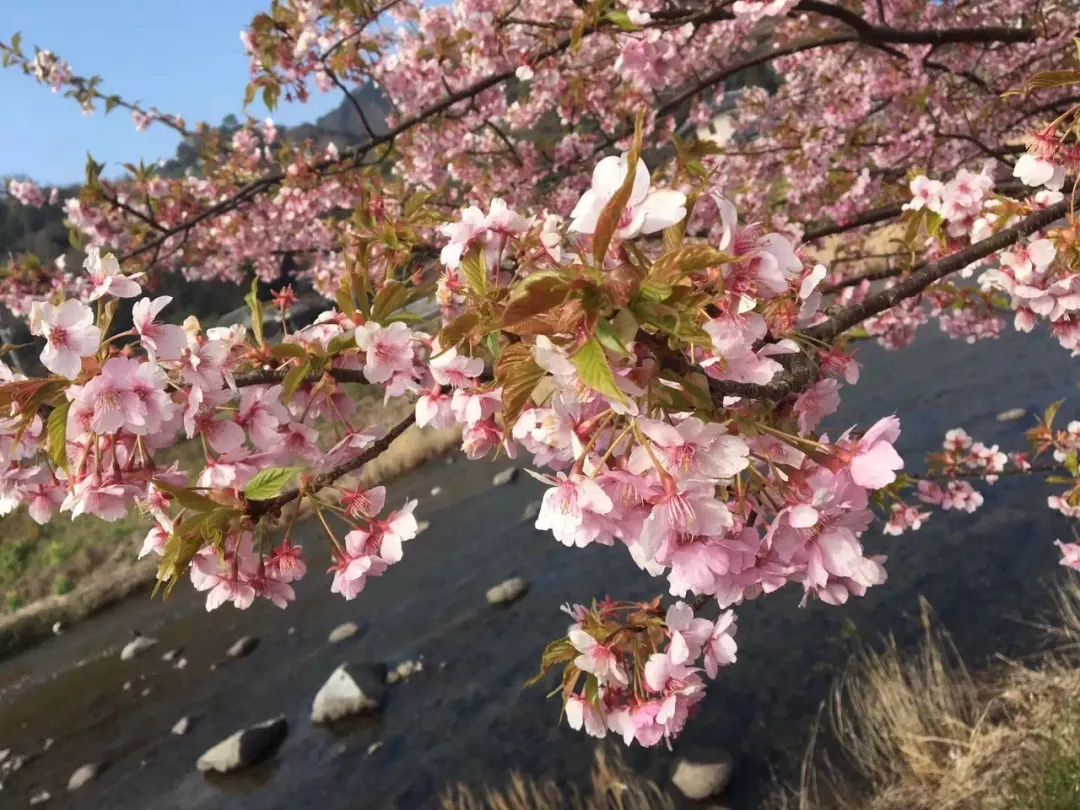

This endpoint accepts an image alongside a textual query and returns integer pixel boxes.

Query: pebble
[120,635,158,661]
[430,486,442,496]
[521,500,542,522]
[311,663,387,723]
[387,659,423,685]
[226,635,259,658]
[161,648,182,662]
[174,657,188,671]
[141,687,152,698]
[196,717,288,774]
[29,790,51,805]
[42,739,53,752]
[996,407,1027,423]
[0,749,8,765]
[486,577,529,606]
[67,763,99,791]
[123,680,133,692]
[52,621,65,635]
[671,751,734,800]
[491,467,520,487]
[328,622,360,644]
[172,717,194,736]
[366,741,383,756]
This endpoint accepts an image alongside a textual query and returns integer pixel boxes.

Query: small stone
[311,663,387,723]
[120,635,157,661]
[287,627,297,636]
[671,752,734,801]
[438,661,448,671]
[52,621,65,635]
[430,486,442,496]
[172,717,194,736]
[996,407,1027,423]
[123,680,133,692]
[521,501,541,522]
[9,754,27,772]
[328,622,360,644]
[42,739,53,752]
[29,790,51,805]
[486,577,528,606]
[491,467,520,487]
[226,635,259,658]
[161,648,182,662]
[196,717,288,774]
[0,748,8,764]
[141,687,152,698]
[394,659,422,682]
[209,663,218,672]
[366,741,383,756]
[445,455,456,465]
[67,763,99,791]
[174,658,188,671]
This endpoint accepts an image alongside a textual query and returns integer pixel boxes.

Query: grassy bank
[0,396,461,656]
[766,580,1080,810]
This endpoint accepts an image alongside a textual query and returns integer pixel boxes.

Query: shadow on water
[0,323,1078,809]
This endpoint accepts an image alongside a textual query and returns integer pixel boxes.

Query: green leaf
[46,401,70,471]
[438,310,481,350]
[326,332,357,356]
[603,9,638,30]
[1066,451,1080,479]
[524,637,577,687]
[403,190,432,218]
[1023,70,1080,92]
[281,361,310,403]
[592,110,646,265]
[334,275,356,318]
[571,337,627,404]
[268,342,308,360]
[494,343,547,429]
[370,279,410,323]
[638,279,673,302]
[595,318,631,357]
[650,246,733,284]
[245,277,264,347]
[244,466,303,500]
[152,479,220,513]
[501,271,570,328]
[612,308,639,346]
[1045,399,1064,429]
[460,245,489,297]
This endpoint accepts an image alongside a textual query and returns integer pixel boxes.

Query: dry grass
[766,578,1080,810]
[440,748,675,810]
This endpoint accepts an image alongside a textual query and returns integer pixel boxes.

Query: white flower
[83,246,142,300]
[1014,153,1065,191]
[29,299,101,379]
[569,154,686,241]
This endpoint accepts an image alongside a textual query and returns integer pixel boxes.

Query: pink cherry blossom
[83,246,142,300]
[132,296,187,360]
[569,626,628,686]
[568,154,686,241]
[29,299,101,379]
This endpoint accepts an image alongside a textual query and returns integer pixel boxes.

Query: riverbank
[0,399,462,659]
[765,577,1080,810]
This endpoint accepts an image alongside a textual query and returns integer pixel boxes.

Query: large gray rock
[227,635,259,658]
[67,763,99,791]
[486,577,529,606]
[491,467,520,487]
[311,663,387,723]
[996,407,1027,423]
[120,635,157,661]
[196,717,288,773]
[671,751,734,800]
[327,622,360,644]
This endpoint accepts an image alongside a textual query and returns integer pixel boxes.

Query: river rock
[430,485,442,496]
[491,467,519,487]
[122,680,133,691]
[120,635,157,661]
[42,738,53,752]
[52,621,65,635]
[486,577,528,606]
[172,716,194,736]
[174,657,188,671]
[521,501,541,522]
[0,748,8,764]
[161,648,182,662]
[387,659,423,685]
[996,407,1027,423]
[227,635,259,658]
[670,751,734,800]
[67,763,99,791]
[29,790,51,805]
[311,663,387,723]
[366,741,383,756]
[328,622,360,644]
[196,717,288,773]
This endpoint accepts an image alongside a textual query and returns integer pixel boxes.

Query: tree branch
[806,198,1070,342]
[246,411,418,519]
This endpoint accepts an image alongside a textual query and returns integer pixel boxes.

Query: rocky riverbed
[0,324,1078,809]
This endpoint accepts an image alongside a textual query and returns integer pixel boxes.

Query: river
[0,323,1076,809]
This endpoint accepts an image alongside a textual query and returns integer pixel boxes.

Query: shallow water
[0,324,1077,809]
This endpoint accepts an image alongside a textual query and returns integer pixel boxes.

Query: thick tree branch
[806,198,1070,342]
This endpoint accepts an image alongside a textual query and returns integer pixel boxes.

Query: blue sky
[1,0,347,185]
